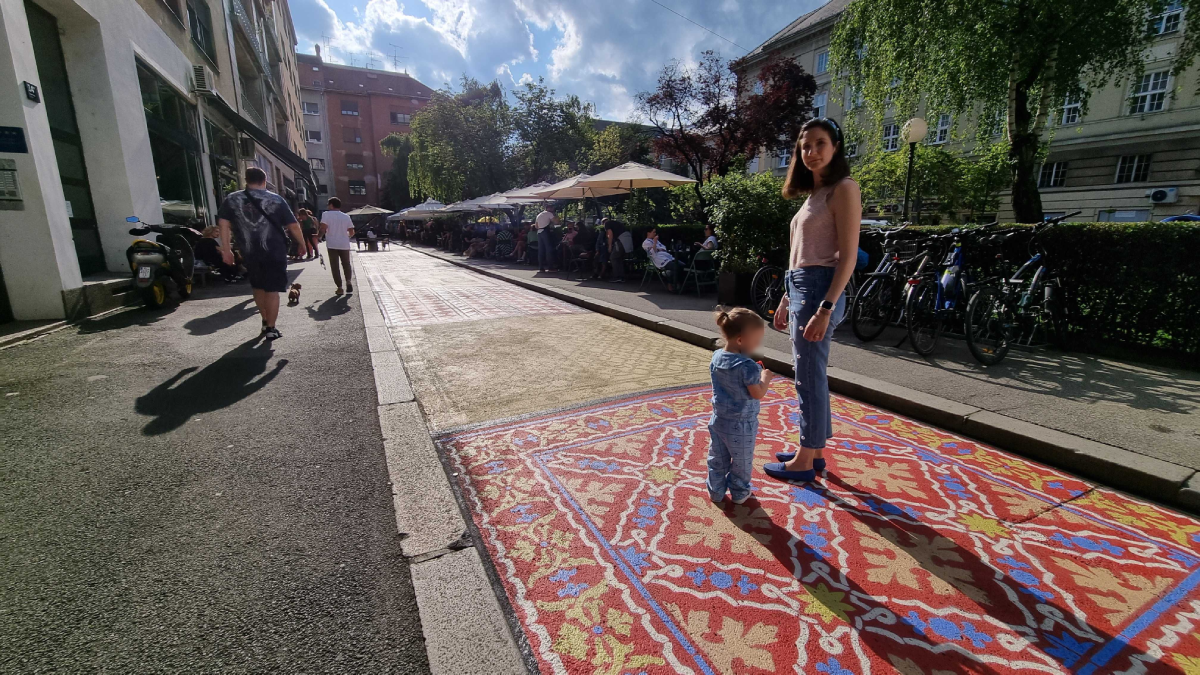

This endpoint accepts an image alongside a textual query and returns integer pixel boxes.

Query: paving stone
[370,350,414,405]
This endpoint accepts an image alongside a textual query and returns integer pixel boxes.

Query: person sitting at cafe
[642,226,685,292]
[603,218,634,281]
[195,226,242,281]
[512,225,529,262]
[494,226,515,259]
[696,225,718,250]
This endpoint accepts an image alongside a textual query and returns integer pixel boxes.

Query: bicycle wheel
[905,278,943,356]
[851,276,896,342]
[750,265,785,320]
[965,287,1014,365]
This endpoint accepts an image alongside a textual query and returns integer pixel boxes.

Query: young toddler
[708,307,776,504]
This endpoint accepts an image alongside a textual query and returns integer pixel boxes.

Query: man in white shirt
[319,197,356,296]
[534,206,560,273]
[641,226,684,292]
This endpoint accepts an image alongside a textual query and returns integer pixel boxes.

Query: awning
[200,93,314,186]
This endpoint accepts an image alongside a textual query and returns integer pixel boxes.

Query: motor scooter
[125,216,201,308]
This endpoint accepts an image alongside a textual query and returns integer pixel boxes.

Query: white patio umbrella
[530,174,630,200]
[498,182,553,204]
[574,162,696,189]
[389,198,446,220]
[345,205,393,217]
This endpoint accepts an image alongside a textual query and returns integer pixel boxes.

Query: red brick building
[296,52,434,210]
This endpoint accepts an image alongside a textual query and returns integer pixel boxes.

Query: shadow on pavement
[305,295,352,322]
[76,308,168,334]
[183,299,258,336]
[134,338,286,435]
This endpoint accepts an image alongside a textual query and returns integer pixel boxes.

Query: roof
[743,0,852,63]
[296,53,435,99]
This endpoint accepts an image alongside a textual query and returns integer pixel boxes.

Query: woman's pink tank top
[789,178,854,269]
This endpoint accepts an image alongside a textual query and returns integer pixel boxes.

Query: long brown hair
[782,117,851,200]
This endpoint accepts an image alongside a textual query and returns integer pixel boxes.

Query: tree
[587,123,653,173]
[853,146,966,223]
[959,142,1012,222]
[379,133,420,211]
[407,78,513,203]
[830,0,1200,223]
[511,78,596,183]
[700,172,795,273]
[636,52,817,218]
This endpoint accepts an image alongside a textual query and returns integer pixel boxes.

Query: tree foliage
[830,0,1200,222]
[407,78,512,203]
[511,78,597,184]
[854,142,1013,223]
[379,133,420,211]
[701,172,796,273]
[636,52,817,213]
[588,123,653,174]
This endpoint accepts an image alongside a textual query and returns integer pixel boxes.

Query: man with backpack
[217,167,305,340]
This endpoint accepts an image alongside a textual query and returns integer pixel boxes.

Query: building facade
[0,0,311,322]
[739,0,1200,222]
[296,51,433,211]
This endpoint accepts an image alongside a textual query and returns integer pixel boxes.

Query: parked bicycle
[849,224,933,342]
[964,211,1081,365]
[903,223,999,356]
[749,226,885,322]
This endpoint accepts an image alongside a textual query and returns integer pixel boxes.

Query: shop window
[137,59,206,223]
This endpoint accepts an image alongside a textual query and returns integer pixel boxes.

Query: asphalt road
[437,252,1200,471]
[0,256,429,673]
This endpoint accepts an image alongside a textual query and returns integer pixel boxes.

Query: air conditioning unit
[1147,187,1178,204]
[238,137,256,158]
[192,64,216,95]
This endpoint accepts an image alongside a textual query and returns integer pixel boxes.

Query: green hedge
[877,222,1200,360]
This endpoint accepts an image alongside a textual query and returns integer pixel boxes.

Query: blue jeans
[707,415,758,501]
[787,266,846,449]
[537,229,554,270]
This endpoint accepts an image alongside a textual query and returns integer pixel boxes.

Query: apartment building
[0,0,311,322]
[739,0,1200,221]
[296,51,433,211]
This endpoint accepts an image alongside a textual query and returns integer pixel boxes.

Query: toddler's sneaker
[731,494,751,505]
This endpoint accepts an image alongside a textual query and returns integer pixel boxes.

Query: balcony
[228,0,276,95]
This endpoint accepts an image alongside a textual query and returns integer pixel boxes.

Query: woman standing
[763,118,861,484]
[299,209,320,260]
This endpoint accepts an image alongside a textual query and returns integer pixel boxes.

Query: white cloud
[291,0,818,118]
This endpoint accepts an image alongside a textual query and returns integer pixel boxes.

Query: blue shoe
[763,462,816,483]
[773,454,826,472]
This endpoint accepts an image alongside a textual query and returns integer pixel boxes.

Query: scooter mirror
[126,216,140,223]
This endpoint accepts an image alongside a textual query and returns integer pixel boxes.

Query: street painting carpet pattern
[438,382,1200,675]
[359,254,584,327]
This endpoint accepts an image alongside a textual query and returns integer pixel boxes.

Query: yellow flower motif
[1175,654,1200,675]
[645,467,678,484]
[800,583,854,623]
[958,513,1011,539]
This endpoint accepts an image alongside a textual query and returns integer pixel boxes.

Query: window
[882,123,900,151]
[1098,209,1150,222]
[306,130,322,143]
[844,86,863,110]
[390,111,411,125]
[348,180,367,195]
[1115,155,1151,183]
[345,154,364,170]
[302,101,319,115]
[342,127,362,143]
[186,0,215,60]
[812,92,827,118]
[341,100,359,116]
[1039,161,1067,188]
[160,0,184,20]
[317,184,328,194]
[778,147,792,169]
[747,156,759,173]
[309,157,325,171]
[313,79,321,86]
[1061,93,1082,125]
[846,142,858,158]
[1148,1,1183,34]
[1129,71,1169,114]
[815,51,829,75]
[932,114,951,144]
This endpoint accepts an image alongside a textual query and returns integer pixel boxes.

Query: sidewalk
[413,249,1200,471]
[358,246,1200,675]
[0,254,429,672]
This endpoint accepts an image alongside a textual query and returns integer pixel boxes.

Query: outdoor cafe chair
[678,248,718,295]
[639,250,671,291]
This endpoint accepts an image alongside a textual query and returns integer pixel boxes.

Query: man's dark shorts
[243,251,288,292]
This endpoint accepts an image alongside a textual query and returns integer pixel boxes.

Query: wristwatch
[818,300,835,312]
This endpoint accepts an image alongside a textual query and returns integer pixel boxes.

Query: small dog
[287,283,302,306]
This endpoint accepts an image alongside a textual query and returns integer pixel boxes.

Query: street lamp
[901,117,927,223]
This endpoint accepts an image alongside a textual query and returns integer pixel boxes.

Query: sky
[287,0,822,121]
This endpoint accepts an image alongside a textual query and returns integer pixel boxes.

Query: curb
[350,252,530,675]
[407,244,1200,516]
[0,305,137,351]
